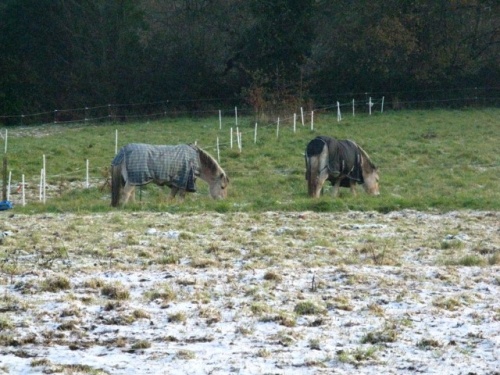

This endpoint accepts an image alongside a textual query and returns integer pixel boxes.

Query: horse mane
[356,144,377,172]
[192,145,227,178]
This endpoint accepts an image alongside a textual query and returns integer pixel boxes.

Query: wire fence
[0,86,499,206]
[1,86,498,127]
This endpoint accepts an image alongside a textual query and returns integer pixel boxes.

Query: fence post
[216,137,220,162]
[22,174,25,206]
[86,159,89,188]
[42,154,46,204]
[7,170,11,201]
[1,157,6,201]
[337,101,342,122]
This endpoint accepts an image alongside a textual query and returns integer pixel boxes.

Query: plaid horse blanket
[112,143,200,191]
[311,136,363,183]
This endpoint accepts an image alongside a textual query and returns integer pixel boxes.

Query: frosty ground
[0,210,499,374]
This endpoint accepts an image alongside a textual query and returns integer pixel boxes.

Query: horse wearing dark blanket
[111,143,229,206]
[305,136,379,198]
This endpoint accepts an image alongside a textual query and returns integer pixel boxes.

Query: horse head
[359,146,380,196]
[196,146,229,199]
[210,172,229,199]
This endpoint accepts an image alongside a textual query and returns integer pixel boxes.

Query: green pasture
[1,108,499,213]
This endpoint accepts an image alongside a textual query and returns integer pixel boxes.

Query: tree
[308,0,500,102]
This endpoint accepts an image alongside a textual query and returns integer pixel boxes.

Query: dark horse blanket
[306,136,363,185]
[112,143,199,192]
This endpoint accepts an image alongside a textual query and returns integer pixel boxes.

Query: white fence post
[42,154,46,204]
[216,137,220,162]
[22,174,25,206]
[7,171,11,201]
[86,159,89,188]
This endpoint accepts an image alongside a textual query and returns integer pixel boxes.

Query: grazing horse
[111,143,229,206]
[305,136,379,198]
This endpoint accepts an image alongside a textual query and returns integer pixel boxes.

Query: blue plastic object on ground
[0,200,13,210]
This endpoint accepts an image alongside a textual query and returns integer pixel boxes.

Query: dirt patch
[0,210,499,374]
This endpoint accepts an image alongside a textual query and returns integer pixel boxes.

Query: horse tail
[305,137,328,197]
[111,162,123,207]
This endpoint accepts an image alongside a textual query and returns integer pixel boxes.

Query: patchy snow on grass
[0,210,499,374]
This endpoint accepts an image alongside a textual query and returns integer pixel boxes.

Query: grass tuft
[101,282,130,300]
[294,301,326,315]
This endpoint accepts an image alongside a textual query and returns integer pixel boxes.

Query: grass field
[2,108,499,213]
[1,108,499,374]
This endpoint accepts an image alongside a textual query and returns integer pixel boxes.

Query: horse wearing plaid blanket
[305,136,379,198]
[111,143,229,206]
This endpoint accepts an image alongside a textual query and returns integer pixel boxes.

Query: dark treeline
[1,0,498,121]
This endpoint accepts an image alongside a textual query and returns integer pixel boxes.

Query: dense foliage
[0,0,498,118]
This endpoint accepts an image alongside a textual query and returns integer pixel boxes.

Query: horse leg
[332,180,341,197]
[122,183,135,204]
[169,187,186,200]
[169,187,178,199]
[315,174,329,198]
[349,181,358,196]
